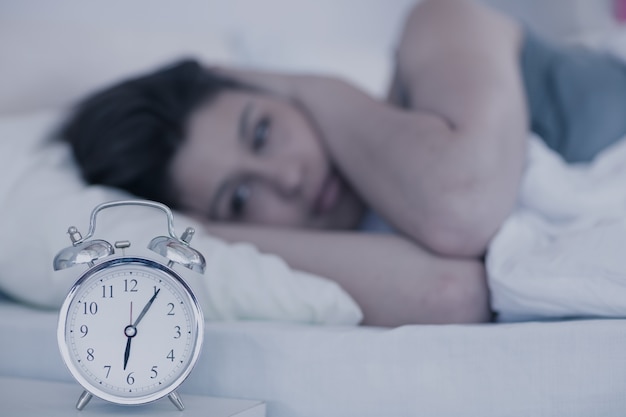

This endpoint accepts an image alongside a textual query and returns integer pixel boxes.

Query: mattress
[2,298,626,417]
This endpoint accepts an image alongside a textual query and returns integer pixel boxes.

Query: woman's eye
[229,184,251,219]
[252,117,271,152]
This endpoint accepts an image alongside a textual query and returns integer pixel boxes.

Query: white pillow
[0,109,362,325]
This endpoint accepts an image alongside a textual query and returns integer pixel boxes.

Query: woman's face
[169,90,365,230]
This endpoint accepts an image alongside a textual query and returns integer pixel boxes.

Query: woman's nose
[257,160,304,198]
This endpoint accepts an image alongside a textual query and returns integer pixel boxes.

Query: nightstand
[0,376,265,416]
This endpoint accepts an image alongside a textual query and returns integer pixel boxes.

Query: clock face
[58,257,204,405]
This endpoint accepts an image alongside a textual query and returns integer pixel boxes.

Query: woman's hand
[210,66,301,98]
[211,66,347,107]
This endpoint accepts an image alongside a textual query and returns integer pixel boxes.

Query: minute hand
[133,288,161,327]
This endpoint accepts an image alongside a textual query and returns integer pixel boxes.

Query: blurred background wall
[0,0,621,114]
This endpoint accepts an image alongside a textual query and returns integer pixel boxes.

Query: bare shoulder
[392,0,525,132]
[403,0,517,34]
[396,0,521,68]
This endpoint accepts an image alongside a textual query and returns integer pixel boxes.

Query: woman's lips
[314,174,341,215]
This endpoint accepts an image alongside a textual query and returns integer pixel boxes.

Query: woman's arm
[302,0,527,257]
[219,0,528,257]
[203,222,490,327]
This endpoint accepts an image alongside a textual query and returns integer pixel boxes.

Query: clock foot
[76,390,93,410]
[168,391,185,411]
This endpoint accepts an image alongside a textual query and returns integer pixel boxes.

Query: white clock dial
[58,257,203,405]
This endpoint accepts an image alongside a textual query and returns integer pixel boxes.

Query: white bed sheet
[2,298,626,417]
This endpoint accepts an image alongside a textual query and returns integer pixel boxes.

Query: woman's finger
[208,65,296,97]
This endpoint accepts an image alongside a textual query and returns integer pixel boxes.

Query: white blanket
[487,134,626,321]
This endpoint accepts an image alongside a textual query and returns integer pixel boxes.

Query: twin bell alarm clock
[53,200,205,411]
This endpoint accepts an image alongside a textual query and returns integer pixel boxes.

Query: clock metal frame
[57,256,204,408]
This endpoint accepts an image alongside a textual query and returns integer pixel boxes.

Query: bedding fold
[487,134,626,321]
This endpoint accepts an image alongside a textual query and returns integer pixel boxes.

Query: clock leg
[76,390,93,410]
[168,391,185,411]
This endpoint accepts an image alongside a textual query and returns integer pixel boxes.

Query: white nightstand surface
[0,376,266,416]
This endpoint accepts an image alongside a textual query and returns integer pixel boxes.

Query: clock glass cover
[58,257,203,405]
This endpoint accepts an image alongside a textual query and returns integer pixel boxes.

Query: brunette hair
[62,59,243,207]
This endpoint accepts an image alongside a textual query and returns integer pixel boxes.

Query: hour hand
[123,301,135,370]
[123,336,132,370]
[123,324,137,370]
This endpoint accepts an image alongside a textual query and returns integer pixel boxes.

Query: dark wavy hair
[61,59,243,208]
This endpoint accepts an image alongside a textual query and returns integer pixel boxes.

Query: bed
[2,0,626,415]
[2,296,626,416]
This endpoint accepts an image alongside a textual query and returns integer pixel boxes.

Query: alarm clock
[54,200,205,411]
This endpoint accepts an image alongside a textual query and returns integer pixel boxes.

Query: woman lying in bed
[61,0,626,326]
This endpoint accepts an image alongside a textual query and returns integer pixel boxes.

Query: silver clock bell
[53,200,206,273]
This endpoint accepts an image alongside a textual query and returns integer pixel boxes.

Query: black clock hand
[123,301,135,370]
[122,290,159,370]
[123,336,132,370]
[133,288,161,327]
